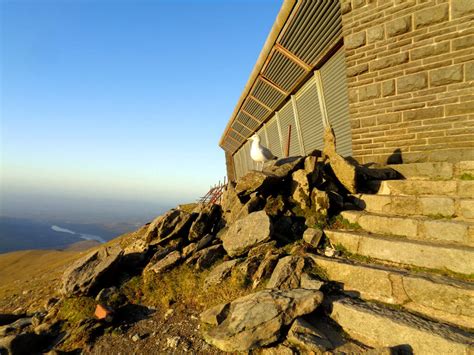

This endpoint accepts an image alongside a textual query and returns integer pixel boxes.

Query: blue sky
[0,0,281,221]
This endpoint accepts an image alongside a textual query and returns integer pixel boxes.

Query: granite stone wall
[341,0,474,164]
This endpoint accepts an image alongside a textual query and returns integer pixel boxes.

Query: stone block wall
[341,0,474,164]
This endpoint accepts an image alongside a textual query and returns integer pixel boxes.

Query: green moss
[121,275,144,303]
[58,297,96,325]
[306,265,329,282]
[328,215,361,230]
[141,263,258,311]
[459,173,474,181]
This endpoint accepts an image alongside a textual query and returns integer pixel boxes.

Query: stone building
[219,0,474,181]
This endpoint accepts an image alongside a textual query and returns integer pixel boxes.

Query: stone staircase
[311,161,474,353]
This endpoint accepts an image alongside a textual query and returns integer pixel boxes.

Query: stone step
[307,254,474,329]
[329,297,473,354]
[367,179,474,198]
[352,193,474,220]
[340,210,474,247]
[324,229,474,275]
[381,161,474,180]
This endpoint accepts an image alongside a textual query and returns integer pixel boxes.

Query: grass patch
[178,203,199,212]
[328,215,361,230]
[459,173,474,181]
[57,297,96,325]
[140,263,259,311]
[334,244,378,264]
[306,265,329,282]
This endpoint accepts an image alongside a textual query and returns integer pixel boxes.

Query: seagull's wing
[261,145,277,160]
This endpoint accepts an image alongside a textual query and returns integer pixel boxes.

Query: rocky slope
[1,127,472,354]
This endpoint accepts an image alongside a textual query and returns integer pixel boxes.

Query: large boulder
[263,156,305,179]
[229,193,264,225]
[61,245,123,296]
[201,288,324,352]
[291,169,311,210]
[220,183,244,223]
[311,189,330,218]
[185,244,225,270]
[145,250,181,274]
[0,333,47,355]
[145,209,180,242]
[286,317,333,352]
[189,205,221,241]
[220,211,273,257]
[266,256,305,290]
[323,126,358,194]
[145,209,197,245]
[235,171,281,197]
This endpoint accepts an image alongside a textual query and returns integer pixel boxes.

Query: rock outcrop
[61,245,123,296]
[201,289,324,352]
[220,211,273,257]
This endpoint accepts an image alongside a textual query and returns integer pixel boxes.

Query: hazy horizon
[1,0,281,226]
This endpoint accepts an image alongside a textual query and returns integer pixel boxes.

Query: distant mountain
[0,216,139,254]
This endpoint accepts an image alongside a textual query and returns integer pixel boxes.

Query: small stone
[300,273,324,290]
[324,247,336,257]
[303,228,323,247]
[164,309,174,320]
[131,333,141,342]
[166,336,180,348]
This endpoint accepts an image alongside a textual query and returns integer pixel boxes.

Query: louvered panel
[228,130,244,143]
[243,97,270,122]
[237,112,260,131]
[278,100,301,156]
[232,121,252,138]
[251,78,286,109]
[262,50,307,93]
[295,79,324,153]
[266,115,283,158]
[278,0,342,66]
[320,49,352,157]
[223,138,237,152]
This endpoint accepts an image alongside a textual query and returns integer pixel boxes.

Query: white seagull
[248,134,277,171]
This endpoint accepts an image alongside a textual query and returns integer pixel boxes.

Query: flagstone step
[329,297,474,354]
[340,210,474,246]
[306,254,474,329]
[323,229,474,275]
[367,179,474,198]
[381,161,474,180]
[351,194,474,220]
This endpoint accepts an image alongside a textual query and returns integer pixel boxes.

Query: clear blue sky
[0,0,281,221]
